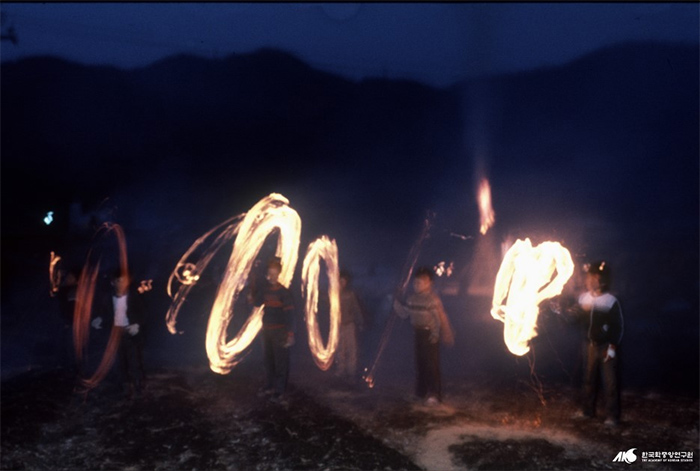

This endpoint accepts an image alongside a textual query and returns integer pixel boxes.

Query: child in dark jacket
[393,267,454,405]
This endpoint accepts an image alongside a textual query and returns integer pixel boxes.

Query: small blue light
[44,211,54,226]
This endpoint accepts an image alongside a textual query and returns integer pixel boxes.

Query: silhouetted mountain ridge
[1,42,697,240]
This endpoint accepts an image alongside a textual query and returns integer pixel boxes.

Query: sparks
[301,236,341,371]
[478,178,495,235]
[205,194,301,374]
[491,238,574,356]
[137,279,153,294]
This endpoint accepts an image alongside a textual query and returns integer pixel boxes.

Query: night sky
[1,3,698,86]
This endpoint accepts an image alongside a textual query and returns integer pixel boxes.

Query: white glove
[126,324,140,336]
[605,344,616,361]
[284,332,295,348]
[91,317,103,330]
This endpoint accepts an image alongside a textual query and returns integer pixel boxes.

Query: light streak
[44,211,54,226]
[364,212,434,388]
[301,236,340,371]
[491,238,574,356]
[450,232,473,241]
[165,214,244,334]
[73,222,129,392]
[49,251,62,296]
[167,194,351,374]
[205,194,301,374]
[478,178,495,235]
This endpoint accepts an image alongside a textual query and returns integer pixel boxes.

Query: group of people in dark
[53,253,624,427]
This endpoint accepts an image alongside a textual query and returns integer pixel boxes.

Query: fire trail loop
[166,193,342,374]
[73,222,130,394]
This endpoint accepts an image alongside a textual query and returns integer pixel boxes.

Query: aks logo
[613,448,638,464]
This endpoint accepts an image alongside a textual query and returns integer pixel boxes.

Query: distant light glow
[434,261,454,278]
[478,179,495,235]
[44,211,54,225]
[491,238,574,356]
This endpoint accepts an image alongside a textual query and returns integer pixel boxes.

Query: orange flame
[49,251,62,296]
[73,222,129,392]
[301,236,341,371]
[137,279,153,293]
[205,194,301,374]
[478,178,495,235]
[491,238,574,356]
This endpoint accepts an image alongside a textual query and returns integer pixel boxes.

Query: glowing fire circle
[491,238,574,356]
[205,194,301,374]
[301,236,341,371]
[74,223,130,391]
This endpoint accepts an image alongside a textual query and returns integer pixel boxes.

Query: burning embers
[491,238,574,356]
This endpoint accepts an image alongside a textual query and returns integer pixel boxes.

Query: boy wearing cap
[576,260,624,426]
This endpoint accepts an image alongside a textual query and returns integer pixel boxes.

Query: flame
[73,222,129,392]
[205,194,301,374]
[49,251,62,296]
[137,279,153,294]
[478,178,495,235]
[491,238,574,356]
[301,236,340,371]
[165,214,244,334]
[433,261,455,278]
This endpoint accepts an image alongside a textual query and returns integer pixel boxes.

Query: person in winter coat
[393,267,454,405]
[573,260,624,426]
[253,257,296,400]
[92,269,147,397]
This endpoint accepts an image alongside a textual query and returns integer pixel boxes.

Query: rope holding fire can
[363,211,435,388]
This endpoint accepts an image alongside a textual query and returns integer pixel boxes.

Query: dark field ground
[2,272,698,471]
[2,358,698,471]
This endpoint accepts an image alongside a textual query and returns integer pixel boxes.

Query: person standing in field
[334,270,364,386]
[253,257,296,401]
[393,267,454,406]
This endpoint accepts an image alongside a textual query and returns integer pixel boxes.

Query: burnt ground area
[1,365,419,471]
[1,364,698,471]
